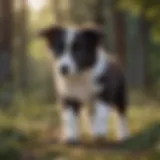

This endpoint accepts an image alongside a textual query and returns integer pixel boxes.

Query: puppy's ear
[39,25,62,46]
[82,28,104,47]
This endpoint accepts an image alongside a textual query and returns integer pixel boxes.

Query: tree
[0,0,13,84]
[138,10,150,87]
[51,0,72,25]
[114,11,126,69]
[119,0,152,87]
[13,0,29,92]
[19,0,28,91]
[51,0,63,24]
[101,0,126,70]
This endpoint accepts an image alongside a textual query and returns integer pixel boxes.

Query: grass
[0,103,159,160]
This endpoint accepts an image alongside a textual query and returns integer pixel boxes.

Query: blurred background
[0,0,160,159]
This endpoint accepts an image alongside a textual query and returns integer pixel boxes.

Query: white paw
[117,115,130,141]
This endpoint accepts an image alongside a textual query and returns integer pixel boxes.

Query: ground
[0,101,159,160]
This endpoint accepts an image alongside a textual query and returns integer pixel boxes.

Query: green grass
[0,103,159,160]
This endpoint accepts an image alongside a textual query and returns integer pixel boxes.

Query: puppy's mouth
[60,72,79,78]
[58,65,92,78]
[59,66,70,76]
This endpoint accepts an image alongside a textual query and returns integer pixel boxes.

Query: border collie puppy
[40,25,129,143]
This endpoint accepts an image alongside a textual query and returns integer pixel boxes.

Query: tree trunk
[114,11,126,69]
[138,13,150,88]
[94,0,104,26]
[102,0,116,52]
[51,0,68,25]
[0,0,13,84]
[0,0,14,106]
[19,0,28,91]
[101,0,126,69]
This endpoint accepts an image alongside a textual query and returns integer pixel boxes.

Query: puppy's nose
[60,65,69,76]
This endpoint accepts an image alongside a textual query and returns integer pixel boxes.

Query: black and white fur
[40,26,129,142]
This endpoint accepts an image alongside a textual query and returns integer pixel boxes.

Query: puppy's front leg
[61,98,81,143]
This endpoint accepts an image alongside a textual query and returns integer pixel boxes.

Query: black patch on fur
[82,28,103,47]
[62,97,82,114]
[40,26,103,73]
[69,29,103,72]
[39,26,65,57]
[95,62,127,115]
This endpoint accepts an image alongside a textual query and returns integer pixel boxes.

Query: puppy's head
[40,25,103,77]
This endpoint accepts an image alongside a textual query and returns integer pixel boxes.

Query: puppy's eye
[72,42,83,52]
[55,42,64,53]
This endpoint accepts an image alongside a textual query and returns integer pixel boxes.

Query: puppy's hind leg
[92,100,111,138]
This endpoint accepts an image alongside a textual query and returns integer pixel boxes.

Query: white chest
[53,48,108,102]
[55,71,97,101]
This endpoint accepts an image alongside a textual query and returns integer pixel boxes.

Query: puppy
[40,25,129,143]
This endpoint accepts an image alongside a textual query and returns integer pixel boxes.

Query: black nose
[60,65,69,75]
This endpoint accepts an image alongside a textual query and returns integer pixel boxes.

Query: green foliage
[0,127,28,160]
[118,0,160,43]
